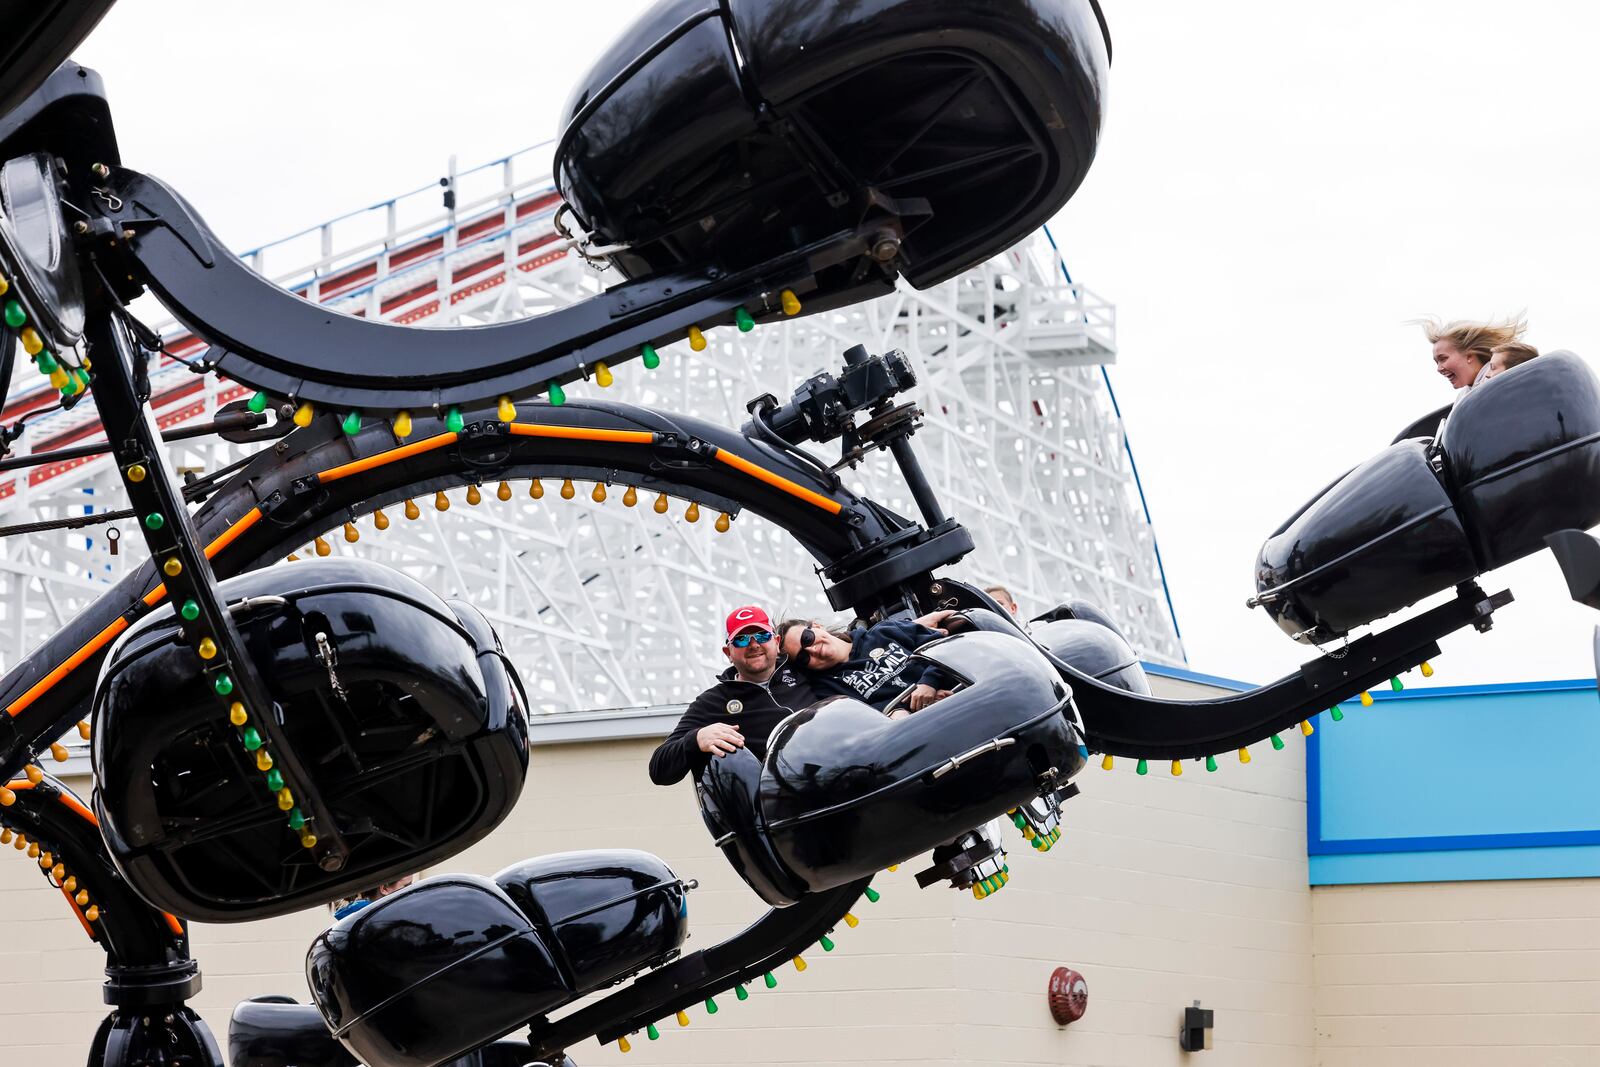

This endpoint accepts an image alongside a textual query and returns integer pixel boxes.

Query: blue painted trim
[1306,678,1600,873]
[1139,662,1253,692]
[1041,223,1185,659]
[1311,844,1600,886]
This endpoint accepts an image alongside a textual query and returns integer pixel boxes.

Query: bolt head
[73,220,89,235]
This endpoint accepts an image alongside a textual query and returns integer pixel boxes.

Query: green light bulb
[704,997,718,1014]
[547,380,566,406]
[288,808,306,829]
[266,769,284,792]
[819,934,835,952]
[214,674,234,696]
[1136,758,1148,775]
[37,351,58,374]
[144,512,165,531]
[1330,704,1345,721]
[640,343,660,370]
[180,599,200,621]
[764,972,777,989]
[445,406,464,433]
[3,300,24,328]
[646,1024,659,1041]
[734,306,755,332]
[242,727,262,751]
[1390,676,1404,692]
[248,391,269,413]
[863,886,880,903]
[734,984,749,1001]
[1270,733,1285,750]
[1205,754,1218,772]
[342,411,361,436]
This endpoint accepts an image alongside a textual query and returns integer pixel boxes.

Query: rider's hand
[908,683,941,711]
[915,608,955,633]
[697,722,745,756]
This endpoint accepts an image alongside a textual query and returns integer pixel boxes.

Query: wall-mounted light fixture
[1179,1000,1214,1051]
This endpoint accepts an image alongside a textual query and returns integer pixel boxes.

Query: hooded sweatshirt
[648,659,817,786]
[807,619,951,711]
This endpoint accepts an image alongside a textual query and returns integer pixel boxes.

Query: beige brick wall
[8,672,1317,1066]
[1311,879,1600,1067]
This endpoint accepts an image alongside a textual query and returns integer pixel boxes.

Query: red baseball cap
[724,606,774,642]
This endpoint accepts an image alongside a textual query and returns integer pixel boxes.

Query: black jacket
[648,660,818,786]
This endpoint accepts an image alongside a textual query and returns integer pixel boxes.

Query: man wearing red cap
[648,606,818,786]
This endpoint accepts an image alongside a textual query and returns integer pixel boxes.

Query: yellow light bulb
[77,720,91,740]
[688,325,707,351]
[530,479,544,499]
[435,490,450,511]
[374,508,390,530]
[497,480,512,501]
[49,367,68,390]
[315,536,331,557]
[162,557,183,577]
[85,905,100,922]
[256,750,273,771]
[63,876,76,893]
[592,482,607,503]
[404,499,421,520]
[1101,753,1114,770]
[685,501,700,523]
[278,789,295,811]
[0,787,12,807]
[618,1037,631,1053]
[125,463,147,483]
[595,362,614,387]
[843,912,859,928]
[12,834,26,850]
[1421,660,1434,677]
[25,764,42,784]
[230,702,248,726]
[780,289,802,316]
[197,638,218,660]
[393,410,413,439]
[344,521,359,543]
[676,1010,689,1027]
[27,842,39,858]
[654,492,669,514]
[466,484,482,506]
[498,396,516,422]
[559,478,575,500]
[793,955,807,972]
[287,553,300,562]
[20,327,42,355]
[1171,759,1183,776]
[714,511,730,533]
[39,851,52,869]
[75,890,89,906]
[1239,747,1252,764]
[51,863,64,880]
[1300,720,1314,736]
[293,402,314,428]
[0,829,10,843]
[300,831,318,849]
[50,743,68,762]
[1359,691,1373,707]
[623,486,638,507]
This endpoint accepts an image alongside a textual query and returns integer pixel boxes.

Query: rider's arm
[648,698,718,786]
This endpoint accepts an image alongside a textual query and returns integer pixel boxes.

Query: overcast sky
[73,1,1600,688]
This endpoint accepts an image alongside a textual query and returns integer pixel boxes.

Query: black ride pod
[702,632,1082,905]
[554,0,1111,291]
[1255,350,1600,644]
[307,853,688,1067]
[92,558,529,922]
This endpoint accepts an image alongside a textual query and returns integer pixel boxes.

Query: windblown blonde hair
[1420,315,1528,368]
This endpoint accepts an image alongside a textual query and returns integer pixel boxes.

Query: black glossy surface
[1255,440,1477,643]
[0,6,118,120]
[229,1001,356,1067]
[704,631,1081,903]
[556,0,1109,290]
[307,877,565,1067]
[93,558,529,922]
[495,849,688,993]
[1033,617,1151,695]
[1444,350,1600,569]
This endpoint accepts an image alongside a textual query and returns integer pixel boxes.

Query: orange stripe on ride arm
[713,450,845,515]
[508,422,654,444]
[7,507,263,717]
[317,432,458,483]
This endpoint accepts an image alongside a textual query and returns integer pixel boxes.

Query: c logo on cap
[734,609,757,620]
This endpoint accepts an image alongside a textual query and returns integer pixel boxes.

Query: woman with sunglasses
[648,606,819,787]
[776,610,957,715]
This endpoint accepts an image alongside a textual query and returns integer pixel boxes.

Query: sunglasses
[728,631,773,649]
[792,626,818,669]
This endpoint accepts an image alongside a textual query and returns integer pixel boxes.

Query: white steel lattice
[0,147,1182,715]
